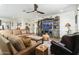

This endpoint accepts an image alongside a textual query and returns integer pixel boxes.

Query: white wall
[22,11,76,37]
[32,22,38,34]
[0,18,12,29]
[78,11,79,32]
[12,17,35,33]
[2,10,75,37]
[30,11,76,38]
[52,11,76,38]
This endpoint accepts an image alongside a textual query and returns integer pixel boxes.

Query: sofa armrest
[16,42,41,55]
[58,42,65,47]
[51,40,72,55]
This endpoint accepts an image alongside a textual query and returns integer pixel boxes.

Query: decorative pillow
[3,33,11,39]
[10,43,18,54]
[21,36,31,47]
[8,35,26,51]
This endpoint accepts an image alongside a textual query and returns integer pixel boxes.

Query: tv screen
[42,22,53,30]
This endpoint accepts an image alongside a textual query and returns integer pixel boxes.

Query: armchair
[50,34,79,55]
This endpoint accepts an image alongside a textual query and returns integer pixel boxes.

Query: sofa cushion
[21,29,26,34]
[20,36,31,47]
[0,30,13,34]
[0,34,18,55]
[10,43,18,54]
[8,35,26,51]
[5,30,13,34]
[13,30,22,35]
[16,40,40,55]
[0,35,11,54]
[3,33,11,39]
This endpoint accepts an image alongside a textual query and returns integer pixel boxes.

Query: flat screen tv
[42,22,53,31]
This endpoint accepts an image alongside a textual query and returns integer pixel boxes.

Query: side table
[35,44,48,55]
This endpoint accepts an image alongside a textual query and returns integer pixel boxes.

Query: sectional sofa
[0,29,42,55]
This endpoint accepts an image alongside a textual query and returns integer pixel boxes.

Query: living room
[0,4,79,55]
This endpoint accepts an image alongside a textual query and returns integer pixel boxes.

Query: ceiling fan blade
[23,10,26,12]
[26,11,35,13]
[37,11,45,14]
[23,4,45,14]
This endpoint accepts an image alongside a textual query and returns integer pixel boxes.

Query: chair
[50,34,79,55]
[50,40,72,55]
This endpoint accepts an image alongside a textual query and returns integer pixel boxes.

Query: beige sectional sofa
[0,29,41,55]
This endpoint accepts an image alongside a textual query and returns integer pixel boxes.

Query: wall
[30,11,76,37]
[12,17,36,33]
[52,11,76,38]
[0,18,13,29]
[32,22,38,34]
[1,11,75,37]
[78,11,79,32]
[30,11,76,38]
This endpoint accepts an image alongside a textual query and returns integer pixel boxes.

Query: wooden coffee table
[18,34,43,43]
[35,44,48,55]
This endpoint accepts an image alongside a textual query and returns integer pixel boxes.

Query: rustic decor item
[36,44,48,55]
[65,23,71,34]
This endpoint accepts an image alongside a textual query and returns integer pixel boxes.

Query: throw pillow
[8,35,26,51]
[21,36,31,47]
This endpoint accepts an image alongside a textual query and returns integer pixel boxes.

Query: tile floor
[43,38,60,55]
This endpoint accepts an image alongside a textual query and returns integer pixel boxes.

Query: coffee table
[18,34,43,43]
[28,35,43,43]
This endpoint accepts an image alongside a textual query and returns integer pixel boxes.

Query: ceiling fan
[23,4,45,14]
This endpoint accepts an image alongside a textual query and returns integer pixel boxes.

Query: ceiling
[0,4,77,19]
